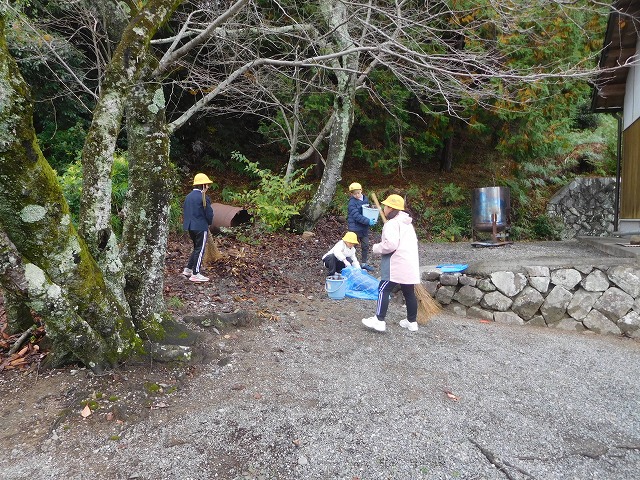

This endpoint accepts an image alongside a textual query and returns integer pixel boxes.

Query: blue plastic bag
[340,266,379,300]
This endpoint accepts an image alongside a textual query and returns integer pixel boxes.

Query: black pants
[375,280,417,323]
[357,232,369,264]
[323,254,351,276]
[187,230,207,274]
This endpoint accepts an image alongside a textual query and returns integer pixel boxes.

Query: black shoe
[362,264,375,272]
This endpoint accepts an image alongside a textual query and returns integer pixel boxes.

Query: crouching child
[322,232,361,276]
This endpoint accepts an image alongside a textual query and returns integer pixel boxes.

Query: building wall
[623,37,640,129]
[621,36,640,224]
[621,118,640,221]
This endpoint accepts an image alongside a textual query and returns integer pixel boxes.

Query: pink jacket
[372,211,420,284]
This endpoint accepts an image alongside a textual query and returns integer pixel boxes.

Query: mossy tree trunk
[1,290,36,335]
[121,67,174,333]
[302,0,359,227]
[0,15,140,371]
[0,1,185,370]
[78,0,182,300]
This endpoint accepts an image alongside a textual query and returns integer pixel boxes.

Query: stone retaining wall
[423,265,640,338]
[546,177,616,239]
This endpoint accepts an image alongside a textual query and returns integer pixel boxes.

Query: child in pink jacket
[362,194,420,332]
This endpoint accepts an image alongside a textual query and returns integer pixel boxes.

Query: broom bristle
[203,234,223,265]
[415,283,441,325]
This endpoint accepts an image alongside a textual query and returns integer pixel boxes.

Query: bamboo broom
[202,191,222,264]
[370,192,441,325]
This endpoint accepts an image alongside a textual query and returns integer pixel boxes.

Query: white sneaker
[189,273,209,282]
[182,268,193,277]
[399,319,418,332]
[362,316,386,332]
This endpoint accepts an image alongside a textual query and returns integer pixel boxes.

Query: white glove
[343,260,351,267]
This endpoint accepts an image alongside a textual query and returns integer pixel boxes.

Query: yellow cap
[342,232,359,244]
[348,182,362,192]
[381,194,405,211]
[193,173,213,185]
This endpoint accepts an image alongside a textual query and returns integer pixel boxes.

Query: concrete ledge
[577,236,640,261]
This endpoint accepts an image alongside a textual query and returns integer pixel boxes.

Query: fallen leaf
[81,405,92,418]
[444,390,459,402]
[479,319,492,324]
[9,357,27,367]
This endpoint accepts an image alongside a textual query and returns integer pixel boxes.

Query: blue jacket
[347,195,370,235]
[183,189,214,231]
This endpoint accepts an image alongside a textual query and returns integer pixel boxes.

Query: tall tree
[0,0,184,370]
[301,0,361,225]
[0,12,139,371]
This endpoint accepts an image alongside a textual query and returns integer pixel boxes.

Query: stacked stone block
[423,265,640,338]
[546,177,616,239]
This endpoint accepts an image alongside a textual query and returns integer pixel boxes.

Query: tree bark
[440,132,454,172]
[1,288,36,334]
[302,0,359,227]
[440,117,458,172]
[79,0,183,297]
[284,64,302,182]
[121,67,174,334]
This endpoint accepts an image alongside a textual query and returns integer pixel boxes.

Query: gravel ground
[2,239,640,480]
[3,301,640,479]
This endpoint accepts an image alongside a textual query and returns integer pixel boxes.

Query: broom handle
[370,192,387,223]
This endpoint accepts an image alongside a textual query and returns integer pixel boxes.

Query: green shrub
[510,214,564,241]
[37,121,87,173]
[60,154,185,235]
[110,155,129,236]
[420,206,471,242]
[440,182,465,205]
[221,186,240,202]
[59,160,83,225]
[167,197,184,234]
[531,215,564,240]
[59,153,129,236]
[226,152,313,232]
[329,188,350,217]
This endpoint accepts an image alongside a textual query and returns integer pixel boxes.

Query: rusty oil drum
[472,187,511,232]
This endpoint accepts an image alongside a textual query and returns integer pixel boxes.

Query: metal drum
[472,187,511,233]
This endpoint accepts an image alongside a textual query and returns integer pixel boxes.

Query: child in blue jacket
[182,173,215,282]
[347,182,376,271]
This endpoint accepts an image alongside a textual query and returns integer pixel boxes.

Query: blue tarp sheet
[436,264,468,273]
